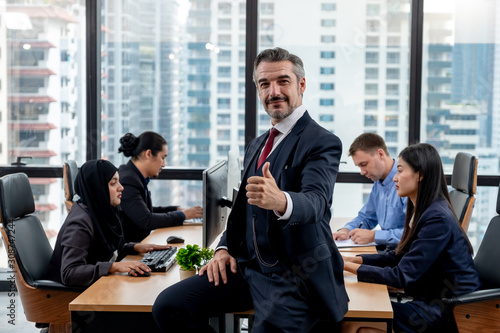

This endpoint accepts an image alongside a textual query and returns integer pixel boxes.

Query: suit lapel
[241,132,268,180]
[240,111,312,184]
[269,111,312,175]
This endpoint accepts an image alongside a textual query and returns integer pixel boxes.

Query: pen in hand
[349,222,364,240]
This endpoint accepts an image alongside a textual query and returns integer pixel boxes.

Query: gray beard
[265,103,296,120]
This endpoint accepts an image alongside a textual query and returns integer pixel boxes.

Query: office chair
[0,173,83,333]
[63,160,79,213]
[443,182,500,332]
[449,152,478,232]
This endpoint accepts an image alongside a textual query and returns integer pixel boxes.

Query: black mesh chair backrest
[0,173,53,286]
[0,173,35,227]
[449,152,477,224]
[473,182,500,289]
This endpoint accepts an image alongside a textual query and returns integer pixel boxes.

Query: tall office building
[101,0,142,164]
[452,0,495,149]
[421,0,500,248]
[186,0,246,172]
[186,0,213,168]
[100,0,188,206]
[5,0,83,232]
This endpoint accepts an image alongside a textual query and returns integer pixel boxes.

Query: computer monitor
[226,149,241,202]
[202,160,229,248]
[202,151,242,248]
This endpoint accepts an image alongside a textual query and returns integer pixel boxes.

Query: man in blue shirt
[333,133,406,250]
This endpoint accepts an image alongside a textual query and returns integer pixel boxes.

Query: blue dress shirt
[343,160,406,245]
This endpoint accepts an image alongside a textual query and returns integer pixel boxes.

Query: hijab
[74,160,123,253]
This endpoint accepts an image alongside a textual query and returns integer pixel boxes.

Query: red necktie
[257,128,280,169]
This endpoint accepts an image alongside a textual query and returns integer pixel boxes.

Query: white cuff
[274,191,293,220]
[215,246,228,253]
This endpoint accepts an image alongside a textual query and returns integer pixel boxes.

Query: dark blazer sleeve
[117,242,138,260]
[59,206,113,287]
[357,215,452,288]
[153,205,181,214]
[283,129,342,227]
[359,251,399,268]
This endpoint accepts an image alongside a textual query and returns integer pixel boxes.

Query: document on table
[334,239,377,248]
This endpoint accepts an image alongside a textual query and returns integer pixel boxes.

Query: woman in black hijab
[46,160,169,287]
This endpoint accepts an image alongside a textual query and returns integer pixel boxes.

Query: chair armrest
[33,279,85,293]
[442,288,500,306]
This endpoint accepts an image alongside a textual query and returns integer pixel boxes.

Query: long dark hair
[395,143,473,255]
[118,131,167,159]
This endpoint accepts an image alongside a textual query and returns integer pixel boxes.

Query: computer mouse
[167,235,185,244]
[128,269,151,277]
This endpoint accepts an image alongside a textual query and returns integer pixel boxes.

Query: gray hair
[252,47,305,84]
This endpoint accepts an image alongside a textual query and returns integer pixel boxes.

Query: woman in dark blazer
[45,160,169,287]
[343,143,481,333]
[117,131,203,242]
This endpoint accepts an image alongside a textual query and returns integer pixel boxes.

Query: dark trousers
[152,269,252,333]
[152,264,338,333]
[392,300,457,333]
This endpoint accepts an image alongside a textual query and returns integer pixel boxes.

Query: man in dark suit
[153,47,348,333]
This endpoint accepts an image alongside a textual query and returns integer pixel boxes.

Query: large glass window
[365,68,379,79]
[2,1,86,250]
[4,3,86,167]
[257,0,411,222]
[320,66,335,75]
[100,0,246,209]
[422,0,500,249]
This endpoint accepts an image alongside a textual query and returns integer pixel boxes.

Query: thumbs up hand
[262,161,276,180]
[246,162,287,213]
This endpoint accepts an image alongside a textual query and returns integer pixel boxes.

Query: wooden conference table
[69,225,393,332]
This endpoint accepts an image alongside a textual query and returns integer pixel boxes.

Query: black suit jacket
[119,161,184,242]
[218,111,349,322]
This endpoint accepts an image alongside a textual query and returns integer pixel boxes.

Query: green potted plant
[176,244,214,279]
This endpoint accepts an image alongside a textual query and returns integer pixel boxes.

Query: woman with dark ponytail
[118,131,202,242]
[342,143,481,333]
[46,160,169,287]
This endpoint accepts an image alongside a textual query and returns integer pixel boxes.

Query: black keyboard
[140,247,178,272]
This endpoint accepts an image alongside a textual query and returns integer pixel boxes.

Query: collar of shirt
[379,159,397,188]
[129,160,150,189]
[265,105,307,154]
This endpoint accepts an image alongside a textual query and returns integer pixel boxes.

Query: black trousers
[392,300,457,333]
[152,264,339,333]
[152,268,252,333]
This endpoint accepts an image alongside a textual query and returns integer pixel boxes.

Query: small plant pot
[179,268,196,280]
